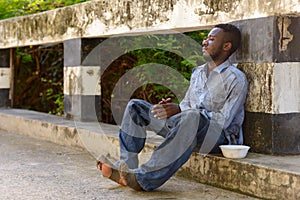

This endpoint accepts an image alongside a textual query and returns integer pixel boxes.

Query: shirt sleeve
[179,86,192,111]
[178,68,197,111]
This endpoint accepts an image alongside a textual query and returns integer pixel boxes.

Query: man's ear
[223,42,232,52]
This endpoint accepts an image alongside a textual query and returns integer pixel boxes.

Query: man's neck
[207,59,226,74]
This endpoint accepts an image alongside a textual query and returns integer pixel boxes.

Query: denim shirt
[179,60,248,145]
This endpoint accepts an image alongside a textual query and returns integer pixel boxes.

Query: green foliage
[0,0,26,19]
[118,30,208,103]
[15,45,64,116]
[0,0,89,20]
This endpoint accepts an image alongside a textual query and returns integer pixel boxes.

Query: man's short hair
[215,24,241,55]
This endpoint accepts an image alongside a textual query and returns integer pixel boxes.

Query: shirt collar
[214,60,231,73]
[201,60,231,74]
[200,60,232,74]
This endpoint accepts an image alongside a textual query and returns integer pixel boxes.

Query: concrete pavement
[0,130,259,200]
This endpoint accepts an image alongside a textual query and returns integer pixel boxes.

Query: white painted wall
[64,66,101,96]
[0,68,10,89]
[274,62,300,114]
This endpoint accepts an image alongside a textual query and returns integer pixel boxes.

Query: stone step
[0,108,299,199]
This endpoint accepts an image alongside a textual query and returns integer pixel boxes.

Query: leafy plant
[118,31,208,103]
[0,0,89,20]
[14,45,64,116]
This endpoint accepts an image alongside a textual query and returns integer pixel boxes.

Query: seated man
[97,23,248,191]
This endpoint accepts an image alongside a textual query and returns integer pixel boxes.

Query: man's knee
[127,99,140,108]
[125,99,151,126]
[127,99,147,111]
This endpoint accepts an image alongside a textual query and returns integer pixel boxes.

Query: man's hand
[151,98,181,119]
[158,98,172,105]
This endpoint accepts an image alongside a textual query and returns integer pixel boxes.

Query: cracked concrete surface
[0,130,259,200]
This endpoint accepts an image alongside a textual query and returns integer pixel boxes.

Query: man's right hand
[151,98,181,119]
[158,98,172,105]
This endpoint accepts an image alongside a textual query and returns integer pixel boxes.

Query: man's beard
[203,49,222,62]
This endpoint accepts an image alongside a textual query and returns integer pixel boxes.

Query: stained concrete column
[63,38,104,122]
[232,15,300,154]
[0,49,11,107]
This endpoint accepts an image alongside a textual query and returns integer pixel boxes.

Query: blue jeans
[118,99,226,191]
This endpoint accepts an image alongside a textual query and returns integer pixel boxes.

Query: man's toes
[100,163,113,178]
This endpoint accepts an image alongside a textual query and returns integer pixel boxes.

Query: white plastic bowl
[219,145,250,159]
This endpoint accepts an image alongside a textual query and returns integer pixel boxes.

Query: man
[97,23,248,191]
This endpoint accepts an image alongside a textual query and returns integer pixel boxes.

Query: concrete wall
[0,0,299,48]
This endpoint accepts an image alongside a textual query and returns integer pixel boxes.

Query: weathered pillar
[63,38,103,122]
[0,49,11,107]
[233,15,300,154]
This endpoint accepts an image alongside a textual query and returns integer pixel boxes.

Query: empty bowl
[219,145,250,159]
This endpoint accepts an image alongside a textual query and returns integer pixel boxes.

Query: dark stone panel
[64,94,72,119]
[81,38,106,66]
[0,89,10,107]
[64,38,106,67]
[273,113,300,154]
[243,112,273,154]
[274,15,300,62]
[232,16,275,63]
[64,94,101,122]
[0,49,10,67]
[232,15,300,63]
[80,95,101,122]
[244,112,300,155]
[64,39,82,67]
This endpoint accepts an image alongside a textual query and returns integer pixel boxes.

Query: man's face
[202,27,226,61]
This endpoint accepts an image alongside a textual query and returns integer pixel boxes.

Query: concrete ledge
[0,108,299,199]
[179,153,300,199]
[1,0,299,49]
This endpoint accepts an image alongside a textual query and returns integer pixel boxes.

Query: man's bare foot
[96,156,126,186]
[96,157,143,191]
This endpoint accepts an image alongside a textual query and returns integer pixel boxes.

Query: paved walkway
[0,130,259,200]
